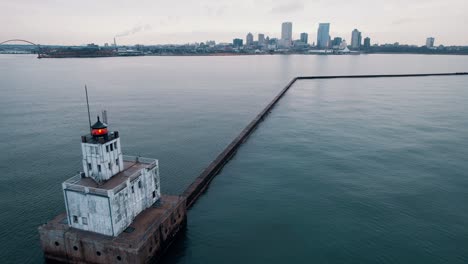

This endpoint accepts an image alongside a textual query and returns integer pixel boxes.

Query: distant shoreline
[2,52,468,58]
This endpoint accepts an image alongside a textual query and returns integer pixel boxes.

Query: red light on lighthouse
[92,128,108,136]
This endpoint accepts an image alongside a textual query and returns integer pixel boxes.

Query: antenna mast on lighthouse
[85,85,92,132]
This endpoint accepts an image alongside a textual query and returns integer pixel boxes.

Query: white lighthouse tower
[81,116,124,182]
[62,116,161,236]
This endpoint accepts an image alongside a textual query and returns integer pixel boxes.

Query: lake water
[0,54,467,263]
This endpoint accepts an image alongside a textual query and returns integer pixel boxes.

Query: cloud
[115,24,152,38]
[270,1,304,14]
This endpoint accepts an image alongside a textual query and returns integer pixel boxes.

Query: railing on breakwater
[181,72,468,208]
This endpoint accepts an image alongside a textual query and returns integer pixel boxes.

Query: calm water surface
[0,54,467,263]
[163,77,468,264]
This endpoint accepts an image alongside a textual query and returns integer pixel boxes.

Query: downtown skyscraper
[246,32,254,46]
[317,23,330,49]
[300,33,308,44]
[281,22,293,47]
[351,29,362,49]
[426,37,435,48]
[258,33,265,46]
[363,37,371,49]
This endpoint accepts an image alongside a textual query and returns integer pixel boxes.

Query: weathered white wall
[111,165,160,236]
[81,138,123,182]
[64,164,160,237]
[64,190,113,236]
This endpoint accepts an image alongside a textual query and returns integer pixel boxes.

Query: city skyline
[2,0,467,46]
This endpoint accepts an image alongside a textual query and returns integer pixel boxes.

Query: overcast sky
[2,0,467,46]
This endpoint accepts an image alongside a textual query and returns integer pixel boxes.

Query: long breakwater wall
[182,72,468,208]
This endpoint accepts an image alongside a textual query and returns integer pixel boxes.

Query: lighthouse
[62,116,161,236]
[39,111,187,263]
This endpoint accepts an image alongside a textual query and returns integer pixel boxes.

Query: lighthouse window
[108,163,111,169]
[116,158,119,165]
[82,217,88,225]
[131,186,134,193]
[98,165,101,172]
[73,215,78,223]
[138,181,142,189]
[88,163,92,170]
[110,144,114,151]
[106,145,109,152]
[114,142,118,149]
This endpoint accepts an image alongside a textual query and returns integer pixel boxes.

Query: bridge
[0,39,42,57]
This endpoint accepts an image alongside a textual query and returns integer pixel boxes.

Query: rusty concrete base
[38,195,187,264]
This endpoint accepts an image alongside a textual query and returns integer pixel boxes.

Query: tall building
[317,23,330,49]
[300,32,308,44]
[363,37,371,49]
[281,22,293,47]
[233,38,243,48]
[258,33,265,46]
[246,32,254,46]
[426,37,435,48]
[351,29,362,49]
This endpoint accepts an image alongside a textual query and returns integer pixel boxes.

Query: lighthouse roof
[63,156,157,191]
[91,116,107,129]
